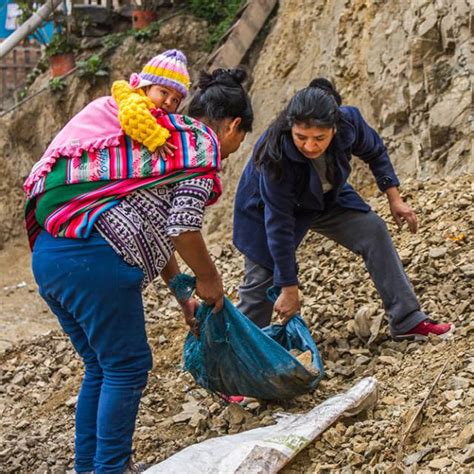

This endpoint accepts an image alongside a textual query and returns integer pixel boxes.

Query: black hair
[188,68,253,132]
[308,77,342,106]
[254,77,341,181]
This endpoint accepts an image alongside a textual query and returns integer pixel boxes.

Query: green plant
[131,20,160,41]
[131,28,153,42]
[16,0,35,25]
[45,33,76,58]
[49,77,67,93]
[16,86,28,102]
[25,67,42,87]
[76,55,109,84]
[188,0,243,50]
[102,32,128,51]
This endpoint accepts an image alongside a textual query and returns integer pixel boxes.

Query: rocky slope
[1,1,472,247]
[205,0,472,238]
[1,176,472,472]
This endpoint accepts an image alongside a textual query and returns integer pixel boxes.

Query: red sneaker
[219,393,246,404]
[394,319,455,341]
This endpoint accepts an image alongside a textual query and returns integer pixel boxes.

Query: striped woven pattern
[25,114,221,249]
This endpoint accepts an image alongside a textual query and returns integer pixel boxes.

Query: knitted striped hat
[129,49,191,97]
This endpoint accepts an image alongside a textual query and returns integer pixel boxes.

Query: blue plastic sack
[170,274,324,400]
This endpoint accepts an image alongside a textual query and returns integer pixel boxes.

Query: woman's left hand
[389,199,418,233]
[386,187,418,233]
[179,297,200,335]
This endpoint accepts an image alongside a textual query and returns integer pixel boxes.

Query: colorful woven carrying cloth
[24,103,222,250]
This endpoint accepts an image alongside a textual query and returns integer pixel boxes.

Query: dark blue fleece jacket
[233,106,400,287]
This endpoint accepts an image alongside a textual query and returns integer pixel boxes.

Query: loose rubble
[0,176,472,473]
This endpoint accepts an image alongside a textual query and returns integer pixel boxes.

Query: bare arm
[171,231,224,313]
[160,254,200,331]
[161,253,181,286]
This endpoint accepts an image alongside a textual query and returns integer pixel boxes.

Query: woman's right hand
[195,271,224,313]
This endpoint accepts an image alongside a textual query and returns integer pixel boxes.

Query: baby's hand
[156,141,177,161]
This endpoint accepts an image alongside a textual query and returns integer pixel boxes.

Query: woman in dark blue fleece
[233,78,453,340]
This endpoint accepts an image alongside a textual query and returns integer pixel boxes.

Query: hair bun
[197,68,247,91]
[308,77,342,106]
[197,71,214,90]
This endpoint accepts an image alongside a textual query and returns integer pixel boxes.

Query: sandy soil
[0,238,58,352]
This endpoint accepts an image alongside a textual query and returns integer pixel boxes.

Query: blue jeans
[32,231,153,474]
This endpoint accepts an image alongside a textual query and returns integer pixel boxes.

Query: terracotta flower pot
[132,9,157,29]
[49,53,76,78]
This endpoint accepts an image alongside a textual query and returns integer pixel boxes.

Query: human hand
[274,285,301,324]
[389,198,418,233]
[195,271,224,314]
[157,141,177,161]
[179,297,200,336]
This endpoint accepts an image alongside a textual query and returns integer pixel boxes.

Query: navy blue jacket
[233,106,400,287]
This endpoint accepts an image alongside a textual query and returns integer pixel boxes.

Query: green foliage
[187,0,243,50]
[45,33,76,58]
[16,0,33,24]
[48,77,67,93]
[101,32,128,52]
[131,20,161,42]
[25,67,42,88]
[16,87,28,102]
[76,55,109,84]
[188,0,241,24]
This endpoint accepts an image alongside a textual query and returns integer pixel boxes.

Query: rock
[461,444,474,464]
[404,447,434,466]
[452,424,474,448]
[446,399,461,410]
[189,409,209,429]
[460,264,474,278]
[65,396,78,408]
[429,247,448,259]
[428,457,452,469]
[378,356,399,366]
[17,419,29,429]
[209,245,223,258]
[11,373,26,386]
[223,404,250,427]
[171,401,201,424]
[353,305,375,339]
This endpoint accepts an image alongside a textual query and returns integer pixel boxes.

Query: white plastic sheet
[145,377,378,474]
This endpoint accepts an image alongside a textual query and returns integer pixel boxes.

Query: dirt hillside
[1,176,472,473]
[0,1,472,472]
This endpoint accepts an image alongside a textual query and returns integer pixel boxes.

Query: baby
[112,49,191,160]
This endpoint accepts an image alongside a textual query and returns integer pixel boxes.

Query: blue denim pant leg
[40,294,103,473]
[32,231,153,474]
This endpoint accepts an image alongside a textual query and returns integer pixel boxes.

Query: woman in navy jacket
[233,78,453,340]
